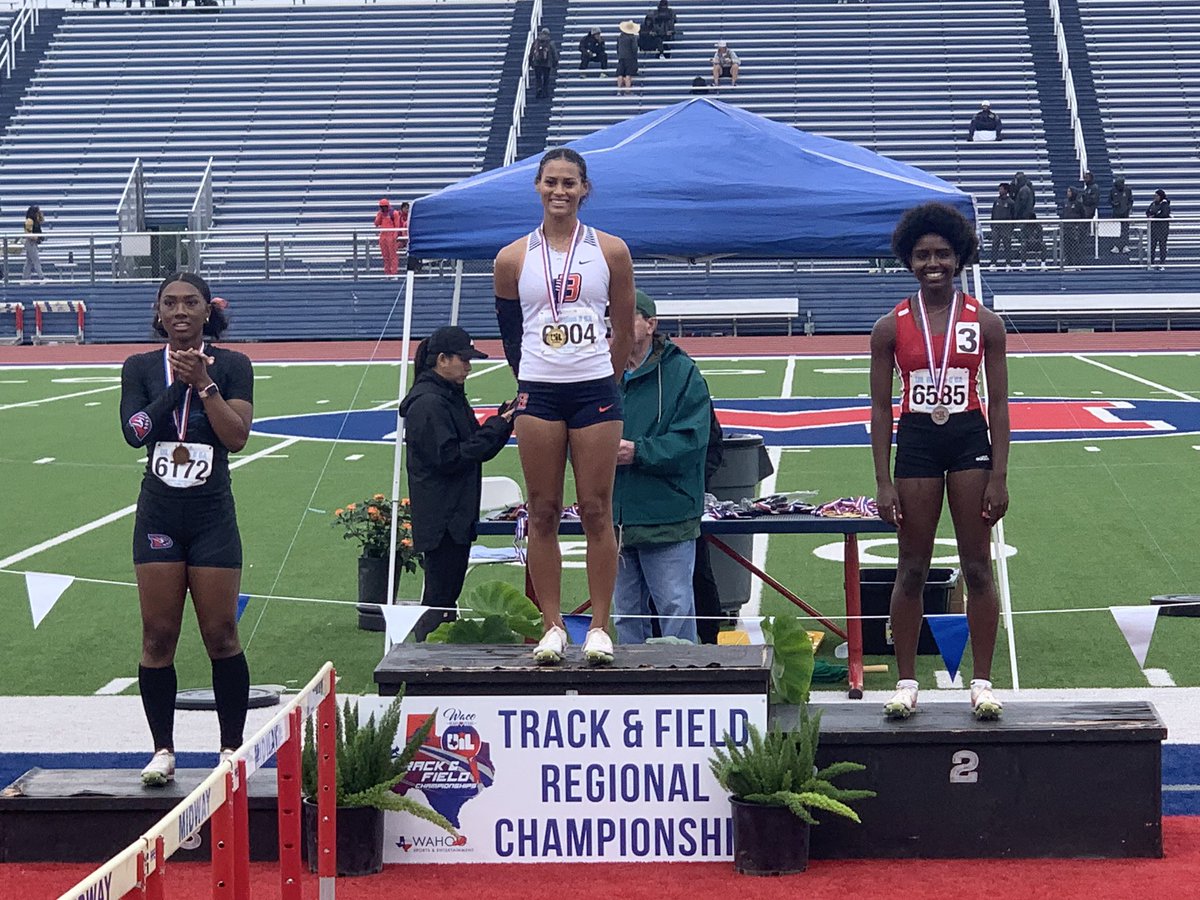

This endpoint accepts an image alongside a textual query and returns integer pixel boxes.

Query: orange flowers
[332,493,419,574]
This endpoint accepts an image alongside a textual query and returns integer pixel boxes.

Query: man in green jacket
[613,291,712,643]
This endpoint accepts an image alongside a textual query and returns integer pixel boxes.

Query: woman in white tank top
[494,149,637,666]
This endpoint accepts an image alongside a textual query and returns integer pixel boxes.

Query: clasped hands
[168,347,215,390]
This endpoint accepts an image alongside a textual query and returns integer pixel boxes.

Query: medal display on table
[539,221,582,347]
[914,290,960,427]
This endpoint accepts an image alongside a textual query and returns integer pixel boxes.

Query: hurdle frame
[0,302,23,344]
[56,662,338,900]
[32,299,86,344]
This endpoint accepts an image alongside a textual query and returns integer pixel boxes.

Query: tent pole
[450,260,464,325]
[385,270,417,653]
[969,263,1020,692]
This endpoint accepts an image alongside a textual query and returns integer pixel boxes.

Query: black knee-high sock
[139,663,177,752]
[211,652,250,750]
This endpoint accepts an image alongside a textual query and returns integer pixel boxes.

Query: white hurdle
[57,662,338,900]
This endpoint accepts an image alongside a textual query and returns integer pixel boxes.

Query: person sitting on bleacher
[651,0,677,58]
[579,27,608,72]
[711,40,740,88]
[968,101,1002,142]
[638,13,661,55]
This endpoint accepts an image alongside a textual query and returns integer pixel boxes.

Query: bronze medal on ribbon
[931,405,950,426]
[542,324,568,348]
[172,444,191,466]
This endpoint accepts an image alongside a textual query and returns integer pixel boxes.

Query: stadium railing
[57,662,338,900]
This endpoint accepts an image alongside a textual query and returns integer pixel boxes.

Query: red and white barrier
[0,302,23,345]
[33,300,86,345]
[57,662,338,900]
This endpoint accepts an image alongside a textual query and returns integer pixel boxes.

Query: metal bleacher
[0,3,514,237]
[543,0,1058,222]
[1078,0,1200,218]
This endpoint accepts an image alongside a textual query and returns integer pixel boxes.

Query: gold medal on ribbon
[542,325,568,348]
[172,444,191,466]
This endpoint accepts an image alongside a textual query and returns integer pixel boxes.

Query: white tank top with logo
[515,224,613,383]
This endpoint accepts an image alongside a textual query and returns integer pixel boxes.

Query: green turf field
[2,351,1199,696]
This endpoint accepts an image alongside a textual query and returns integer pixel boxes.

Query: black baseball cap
[426,326,488,360]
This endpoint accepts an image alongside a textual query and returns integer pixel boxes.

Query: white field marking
[33,457,55,464]
[262,454,290,459]
[814,367,871,375]
[95,677,137,696]
[316,399,330,404]
[0,437,300,570]
[935,670,964,690]
[699,368,766,376]
[51,376,120,384]
[1164,785,1200,793]
[1074,355,1198,402]
[1013,391,1025,396]
[745,357,794,617]
[1193,446,1200,451]
[0,379,28,383]
[0,385,119,411]
[1143,668,1176,687]
[1085,446,1101,452]
[345,453,364,461]
[1091,390,1103,395]
[253,374,272,380]
[85,401,101,407]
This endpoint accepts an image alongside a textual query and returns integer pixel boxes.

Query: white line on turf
[744,357,794,617]
[1074,355,1198,402]
[1143,668,1177,687]
[0,384,119,411]
[0,437,300,570]
[935,670,964,689]
[95,677,137,695]
[33,457,55,464]
[345,453,364,461]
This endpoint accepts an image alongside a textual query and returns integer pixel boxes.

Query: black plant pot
[730,797,810,876]
[356,556,401,631]
[302,798,385,877]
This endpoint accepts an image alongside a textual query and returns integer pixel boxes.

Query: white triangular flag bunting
[1110,606,1161,667]
[25,572,74,629]
[380,604,427,646]
[740,616,765,645]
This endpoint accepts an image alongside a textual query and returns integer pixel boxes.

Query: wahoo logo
[75,874,113,900]
[251,397,1200,448]
[148,534,174,550]
[177,788,212,844]
[128,411,152,440]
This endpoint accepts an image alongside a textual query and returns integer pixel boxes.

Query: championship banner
[359,693,768,863]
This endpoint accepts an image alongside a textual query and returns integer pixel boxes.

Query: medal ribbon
[163,343,204,442]
[539,221,582,323]
[914,291,959,409]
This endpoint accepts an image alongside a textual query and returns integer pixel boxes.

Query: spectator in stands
[1080,171,1099,220]
[638,13,661,56]
[400,327,514,640]
[616,20,639,93]
[1109,175,1134,254]
[989,182,1016,268]
[968,101,1002,142]
[711,40,740,88]
[23,204,44,280]
[579,27,608,72]
[1011,172,1037,264]
[396,201,410,256]
[651,0,677,58]
[1146,189,1171,267]
[375,198,403,276]
[529,27,559,99]
[612,290,711,645]
[1060,187,1086,266]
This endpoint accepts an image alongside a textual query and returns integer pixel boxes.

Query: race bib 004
[151,441,214,489]
[909,368,970,413]
[536,309,601,353]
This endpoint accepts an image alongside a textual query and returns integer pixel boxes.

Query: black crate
[860,567,958,655]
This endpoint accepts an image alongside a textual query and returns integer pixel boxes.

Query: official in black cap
[399,327,515,637]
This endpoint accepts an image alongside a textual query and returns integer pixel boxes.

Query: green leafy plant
[301,687,455,834]
[760,615,816,705]
[332,493,418,570]
[709,710,875,826]
[426,580,543,644]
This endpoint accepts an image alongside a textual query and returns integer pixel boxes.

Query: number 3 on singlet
[955,322,980,355]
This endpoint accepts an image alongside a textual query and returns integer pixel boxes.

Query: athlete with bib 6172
[869,203,1011,722]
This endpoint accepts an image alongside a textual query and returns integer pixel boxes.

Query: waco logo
[252,398,1199,448]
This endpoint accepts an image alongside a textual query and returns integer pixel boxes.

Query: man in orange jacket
[375,198,404,275]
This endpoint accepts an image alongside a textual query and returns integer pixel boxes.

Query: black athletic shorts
[516,376,623,429]
[894,409,993,479]
[132,489,243,568]
[616,58,637,78]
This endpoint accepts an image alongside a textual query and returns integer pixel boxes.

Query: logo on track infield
[251,398,1194,448]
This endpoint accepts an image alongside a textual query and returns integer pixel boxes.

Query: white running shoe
[883,681,918,720]
[582,628,614,666]
[141,749,175,787]
[971,681,1003,720]
[219,749,235,767]
[533,625,568,665]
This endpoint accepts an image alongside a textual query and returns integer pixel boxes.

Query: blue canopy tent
[408,97,975,260]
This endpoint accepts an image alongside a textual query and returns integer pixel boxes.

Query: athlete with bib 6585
[869,204,1011,721]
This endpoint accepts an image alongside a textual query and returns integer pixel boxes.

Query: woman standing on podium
[119,273,254,785]
[869,203,1010,721]
[493,148,636,666]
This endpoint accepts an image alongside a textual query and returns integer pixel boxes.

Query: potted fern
[301,687,455,876]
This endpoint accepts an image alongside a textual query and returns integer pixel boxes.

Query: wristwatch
[198,382,220,399]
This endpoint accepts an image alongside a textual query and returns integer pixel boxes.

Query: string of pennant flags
[7,568,1194,679]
